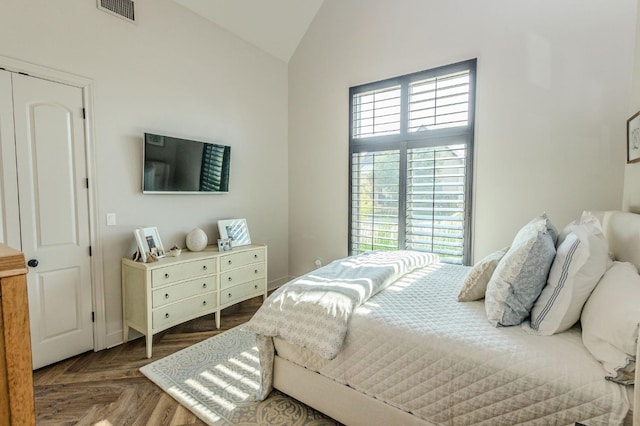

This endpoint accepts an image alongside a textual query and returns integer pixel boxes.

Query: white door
[1,70,94,369]
[0,71,20,249]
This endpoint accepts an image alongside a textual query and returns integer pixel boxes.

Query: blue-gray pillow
[485,216,557,327]
[541,212,558,244]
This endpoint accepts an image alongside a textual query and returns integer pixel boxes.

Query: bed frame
[272,210,640,426]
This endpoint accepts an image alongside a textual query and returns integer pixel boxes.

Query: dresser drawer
[152,276,215,308]
[152,293,216,329]
[220,248,265,272]
[220,263,265,290]
[221,279,265,306]
[151,258,216,287]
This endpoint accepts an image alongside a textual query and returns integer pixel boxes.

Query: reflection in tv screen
[143,133,231,193]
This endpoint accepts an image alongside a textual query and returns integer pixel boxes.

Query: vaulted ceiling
[173,0,324,62]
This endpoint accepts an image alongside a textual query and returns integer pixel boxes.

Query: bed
[244,210,640,425]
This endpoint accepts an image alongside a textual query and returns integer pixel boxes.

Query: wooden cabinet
[122,244,267,358]
[0,244,35,426]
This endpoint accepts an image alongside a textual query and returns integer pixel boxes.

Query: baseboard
[106,329,129,348]
[268,275,292,291]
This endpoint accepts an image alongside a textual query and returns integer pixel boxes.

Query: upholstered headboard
[593,211,640,424]
[595,211,640,270]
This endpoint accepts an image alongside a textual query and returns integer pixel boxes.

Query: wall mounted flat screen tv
[143,133,231,194]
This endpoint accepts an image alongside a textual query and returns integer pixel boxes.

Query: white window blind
[351,150,400,253]
[349,59,476,265]
[406,144,467,264]
[352,86,401,138]
[409,71,470,131]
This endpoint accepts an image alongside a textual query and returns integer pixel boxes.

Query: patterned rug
[140,327,339,425]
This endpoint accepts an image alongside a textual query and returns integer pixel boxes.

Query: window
[349,59,476,265]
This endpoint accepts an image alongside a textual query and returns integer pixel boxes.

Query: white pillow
[458,247,509,302]
[527,213,609,335]
[581,261,640,385]
[485,215,556,327]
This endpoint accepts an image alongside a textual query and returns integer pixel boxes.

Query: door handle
[28,259,39,268]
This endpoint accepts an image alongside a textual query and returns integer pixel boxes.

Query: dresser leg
[146,334,152,358]
[215,311,220,329]
[123,324,129,342]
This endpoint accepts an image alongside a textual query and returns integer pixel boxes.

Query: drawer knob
[254,284,258,289]
[228,260,232,265]
[202,300,207,306]
[202,265,207,270]
[254,254,258,259]
[228,277,232,282]
[164,273,170,279]
[165,313,170,319]
[228,293,232,298]
[202,283,207,289]
[164,293,169,299]
[254,269,258,274]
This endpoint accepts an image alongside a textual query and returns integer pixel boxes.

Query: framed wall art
[218,218,251,247]
[627,111,640,163]
[134,226,165,262]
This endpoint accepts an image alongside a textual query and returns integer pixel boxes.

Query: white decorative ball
[186,228,208,251]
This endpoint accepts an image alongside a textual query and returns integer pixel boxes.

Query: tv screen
[143,133,231,193]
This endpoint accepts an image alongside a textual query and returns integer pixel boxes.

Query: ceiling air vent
[98,0,135,22]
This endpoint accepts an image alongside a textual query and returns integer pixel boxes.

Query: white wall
[623,0,640,211]
[0,0,289,347]
[289,0,637,276]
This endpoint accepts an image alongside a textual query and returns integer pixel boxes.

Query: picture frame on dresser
[217,238,232,252]
[134,227,165,262]
[218,218,251,247]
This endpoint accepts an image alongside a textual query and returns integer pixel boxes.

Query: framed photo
[627,111,640,163]
[134,227,165,262]
[217,238,232,252]
[218,218,251,247]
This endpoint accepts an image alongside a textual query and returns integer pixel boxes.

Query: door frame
[0,55,107,352]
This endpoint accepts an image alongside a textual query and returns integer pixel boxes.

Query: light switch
[106,213,117,226]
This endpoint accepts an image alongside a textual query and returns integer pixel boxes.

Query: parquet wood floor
[33,297,264,425]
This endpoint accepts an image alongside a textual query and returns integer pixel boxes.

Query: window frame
[348,59,477,265]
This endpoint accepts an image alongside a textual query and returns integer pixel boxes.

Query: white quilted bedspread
[275,263,630,425]
[245,250,438,359]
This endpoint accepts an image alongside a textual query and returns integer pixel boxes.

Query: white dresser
[122,244,267,358]
[219,246,267,309]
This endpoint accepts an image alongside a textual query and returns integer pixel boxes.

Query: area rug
[140,327,339,425]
